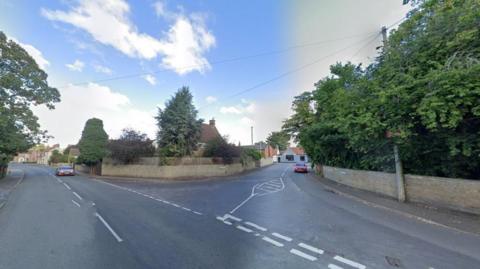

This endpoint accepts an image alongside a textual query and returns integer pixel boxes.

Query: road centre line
[236,225,253,233]
[95,212,123,242]
[63,183,71,190]
[328,264,344,269]
[244,221,267,231]
[72,191,83,200]
[71,200,81,208]
[272,232,292,242]
[262,236,284,247]
[192,211,203,215]
[298,243,324,255]
[216,216,233,225]
[290,248,318,261]
[334,256,366,269]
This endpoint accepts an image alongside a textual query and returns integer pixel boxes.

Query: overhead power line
[57,31,379,89]
[198,33,381,111]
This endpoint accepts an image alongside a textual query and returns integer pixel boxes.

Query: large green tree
[0,31,60,176]
[156,87,203,157]
[286,0,480,179]
[266,131,290,151]
[78,118,108,172]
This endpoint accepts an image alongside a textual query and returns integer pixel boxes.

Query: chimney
[209,118,215,126]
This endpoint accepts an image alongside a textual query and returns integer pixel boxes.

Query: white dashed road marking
[298,243,324,255]
[72,191,83,200]
[328,264,344,269]
[334,256,366,269]
[236,225,253,233]
[290,248,318,261]
[244,221,267,231]
[71,200,81,208]
[272,232,292,242]
[262,236,284,247]
[95,212,123,242]
[63,183,71,190]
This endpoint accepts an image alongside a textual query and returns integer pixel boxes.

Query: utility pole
[250,126,254,145]
[382,26,406,202]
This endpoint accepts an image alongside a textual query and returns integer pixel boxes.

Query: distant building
[278,147,309,163]
[243,141,278,158]
[14,144,60,164]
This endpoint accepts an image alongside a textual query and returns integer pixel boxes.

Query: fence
[322,166,480,215]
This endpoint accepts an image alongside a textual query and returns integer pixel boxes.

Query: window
[300,155,305,161]
[286,155,294,161]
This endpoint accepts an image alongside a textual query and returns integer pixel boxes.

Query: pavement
[0,163,479,269]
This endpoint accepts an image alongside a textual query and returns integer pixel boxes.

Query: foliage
[284,0,480,179]
[107,129,155,164]
[265,131,290,151]
[0,31,60,175]
[241,148,262,161]
[49,149,68,164]
[203,136,241,164]
[78,118,109,166]
[156,87,203,157]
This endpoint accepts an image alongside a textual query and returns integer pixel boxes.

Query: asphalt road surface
[0,163,479,269]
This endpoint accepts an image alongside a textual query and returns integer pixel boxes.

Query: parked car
[293,162,308,173]
[55,165,75,176]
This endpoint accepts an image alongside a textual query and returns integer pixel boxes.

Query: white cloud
[8,37,50,69]
[219,101,255,115]
[143,74,157,85]
[41,0,215,75]
[93,64,112,74]
[153,1,167,17]
[66,59,84,71]
[205,96,217,104]
[32,83,156,146]
[220,106,242,115]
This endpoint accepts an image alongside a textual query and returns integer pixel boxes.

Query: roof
[200,123,221,143]
[290,147,305,155]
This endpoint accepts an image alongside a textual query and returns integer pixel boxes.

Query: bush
[203,137,241,164]
[107,129,155,164]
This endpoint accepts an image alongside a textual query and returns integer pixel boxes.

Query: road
[0,163,479,269]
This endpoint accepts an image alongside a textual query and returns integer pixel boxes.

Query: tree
[49,149,68,164]
[0,31,60,177]
[266,131,290,151]
[286,0,480,179]
[78,118,108,173]
[156,87,203,157]
[107,129,155,164]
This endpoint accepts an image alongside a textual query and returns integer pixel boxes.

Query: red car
[294,162,308,173]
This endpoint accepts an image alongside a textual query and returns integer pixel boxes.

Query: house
[14,144,60,164]
[278,147,309,163]
[37,144,60,165]
[199,119,221,146]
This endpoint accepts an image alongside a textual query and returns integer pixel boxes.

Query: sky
[0,0,411,148]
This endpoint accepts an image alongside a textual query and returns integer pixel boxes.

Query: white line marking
[171,203,181,208]
[290,249,317,261]
[163,200,171,204]
[334,256,366,269]
[216,216,233,225]
[95,213,123,242]
[192,211,202,215]
[72,191,83,200]
[71,200,81,208]
[181,207,191,211]
[236,225,253,233]
[271,232,292,242]
[244,221,267,231]
[56,178,62,183]
[262,236,284,247]
[63,183,71,190]
[298,243,324,255]
[328,264,344,269]
[220,214,241,222]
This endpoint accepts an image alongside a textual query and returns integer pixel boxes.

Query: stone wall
[322,166,480,215]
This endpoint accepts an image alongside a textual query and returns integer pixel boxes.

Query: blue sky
[0,0,411,147]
